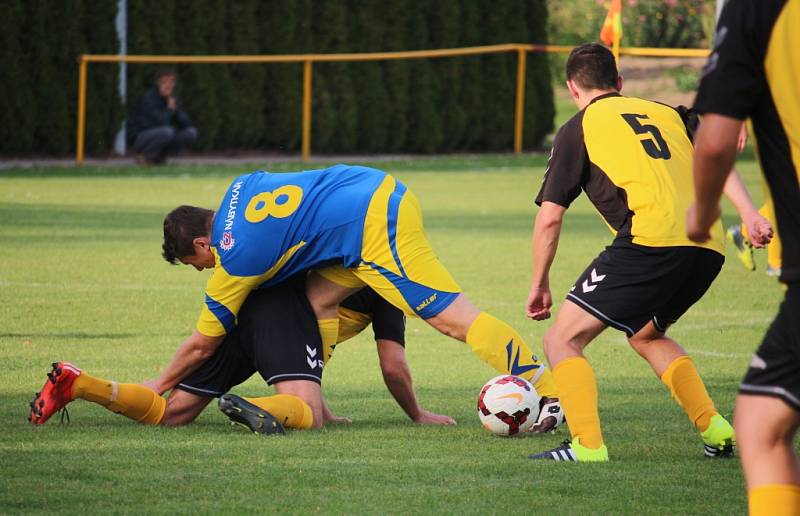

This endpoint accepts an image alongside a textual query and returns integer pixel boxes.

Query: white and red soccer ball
[477,375,541,436]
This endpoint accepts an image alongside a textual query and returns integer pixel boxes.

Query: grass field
[0,156,787,514]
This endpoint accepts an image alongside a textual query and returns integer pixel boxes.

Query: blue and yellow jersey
[198,164,386,336]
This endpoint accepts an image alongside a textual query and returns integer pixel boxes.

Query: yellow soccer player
[32,164,562,434]
[526,43,734,462]
[29,279,455,431]
[688,0,800,513]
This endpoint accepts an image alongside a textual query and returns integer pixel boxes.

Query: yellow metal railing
[75,44,710,165]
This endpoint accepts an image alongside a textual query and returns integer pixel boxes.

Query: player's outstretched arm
[688,113,743,243]
[143,330,223,394]
[527,201,566,321]
[377,339,455,425]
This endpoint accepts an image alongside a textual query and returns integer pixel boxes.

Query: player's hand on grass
[413,410,456,426]
[325,415,353,425]
[685,202,721,244]
[526,287,552,321]
[743,211,774,248]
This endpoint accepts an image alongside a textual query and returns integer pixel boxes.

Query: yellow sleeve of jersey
[196,265,256,337]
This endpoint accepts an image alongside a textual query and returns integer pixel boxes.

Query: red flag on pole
[600,0,623,46]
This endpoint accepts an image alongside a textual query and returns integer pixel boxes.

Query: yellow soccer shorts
[318,175,461,319]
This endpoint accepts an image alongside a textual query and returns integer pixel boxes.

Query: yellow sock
[660,356,717,432]
[749,485,800,516]
[465,312,556,397]
[553,357,604,449]
[318,318,340,364]
[72,373,166,424]
[244,394,313,429]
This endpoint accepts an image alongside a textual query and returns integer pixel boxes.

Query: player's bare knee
[542,326,582,361]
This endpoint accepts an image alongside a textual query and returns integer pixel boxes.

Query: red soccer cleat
[28,362,81,425]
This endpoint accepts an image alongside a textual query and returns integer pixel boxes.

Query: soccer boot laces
[528,437,609,462]
[701,414,736,458]
[727,224,755,271]
[28,362,81,425]
[218,394,285,436]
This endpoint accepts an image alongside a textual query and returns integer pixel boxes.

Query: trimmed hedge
[1,0,553,157]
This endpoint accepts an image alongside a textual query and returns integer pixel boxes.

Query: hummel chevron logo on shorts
[581,268,606,293]
[306,345,319,369]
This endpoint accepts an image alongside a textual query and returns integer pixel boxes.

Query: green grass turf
[0,157,788,514]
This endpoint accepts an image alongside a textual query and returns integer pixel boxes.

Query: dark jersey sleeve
[370,296,406,346]
[535,112,589,208]
[693,0,781,118]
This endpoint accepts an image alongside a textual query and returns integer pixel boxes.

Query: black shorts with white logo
[740,284,800,412]
[565,241,724,337]
[175,276,323,398]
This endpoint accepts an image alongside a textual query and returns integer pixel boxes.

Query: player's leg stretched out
[306,174,561,432]
[28,361,313,434]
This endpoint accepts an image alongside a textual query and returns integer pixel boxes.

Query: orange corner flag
[600,0,623,46]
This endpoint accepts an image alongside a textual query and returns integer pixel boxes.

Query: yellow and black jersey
[337,287,406,345]
[536,92,724,254]
[694,0,800,283]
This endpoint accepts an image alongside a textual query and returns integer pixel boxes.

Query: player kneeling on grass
[77,163,562,432]
[525,43,735,462]
[29,277,455,431]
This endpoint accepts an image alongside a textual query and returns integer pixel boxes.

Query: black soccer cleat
[218,394,285,436]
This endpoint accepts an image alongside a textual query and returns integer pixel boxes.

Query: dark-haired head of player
[565,43,623,110]
[162,205,216,270]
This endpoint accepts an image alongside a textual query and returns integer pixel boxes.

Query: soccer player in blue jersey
[124,164,560,431]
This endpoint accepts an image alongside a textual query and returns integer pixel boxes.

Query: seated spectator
[127,68,197,165]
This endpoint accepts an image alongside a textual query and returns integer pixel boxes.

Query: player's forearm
[693,115,741,226]
[530,210,563,289]
[723,169,758,221]
[155,331,222,394]
[377,340,422,421]
[383,366,422,421]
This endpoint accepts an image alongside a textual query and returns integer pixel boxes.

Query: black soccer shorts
[175,277,323,397]
[565,242,724,337]
[740,284,800,412]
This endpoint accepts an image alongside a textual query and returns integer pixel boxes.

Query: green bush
[2,0,553,157]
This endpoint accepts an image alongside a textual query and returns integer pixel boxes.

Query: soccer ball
[477,375,540,436]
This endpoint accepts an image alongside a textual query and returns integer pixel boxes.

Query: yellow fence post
[76,56,88,166]
[73,46,708,165]
[514,47,527,155]
[302,60,313,162]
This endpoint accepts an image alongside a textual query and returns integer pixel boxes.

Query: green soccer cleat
[701,414,736,458]
[727,225,755,271]
[218,394,285,436]
[527,437,609,462]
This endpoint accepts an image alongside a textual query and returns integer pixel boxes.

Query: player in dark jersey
[688,1,800,512]
[29,279,455,430]
[526,43,735,462]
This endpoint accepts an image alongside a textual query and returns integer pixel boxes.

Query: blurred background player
[724,123,780,274]
[126,68,197,165]
[526,43,734,462]
[687,0,800,513]
[29,279,455,431]
[149,165,562,426]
